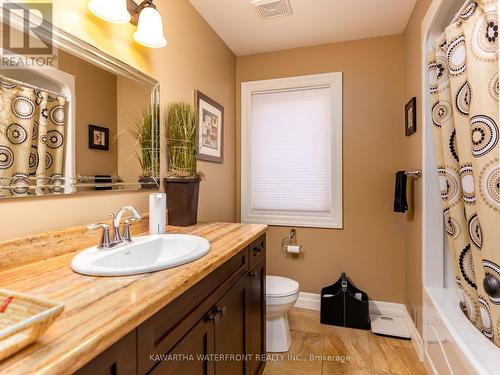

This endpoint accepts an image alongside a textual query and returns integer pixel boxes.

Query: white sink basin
[71,234,210,276]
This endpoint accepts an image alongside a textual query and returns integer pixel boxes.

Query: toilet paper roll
[286,245,301,254]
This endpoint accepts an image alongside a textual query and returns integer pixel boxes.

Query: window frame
[241,72,343,229]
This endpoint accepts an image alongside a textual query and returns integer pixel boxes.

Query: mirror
[0,8,160,198]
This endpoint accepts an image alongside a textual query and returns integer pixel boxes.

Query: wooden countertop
[0,222,267,375]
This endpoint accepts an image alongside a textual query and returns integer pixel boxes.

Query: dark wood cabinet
[248,259,266,375]
[77,234,266,375]
[249,237,265,269]
[149,317,215,375]
[213,275,250,375]
[137,248,249,374]
[75,331,137,375]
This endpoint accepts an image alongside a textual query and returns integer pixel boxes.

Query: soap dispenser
[149,193,166,235]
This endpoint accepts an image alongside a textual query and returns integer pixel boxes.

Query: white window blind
[241,72,343,228]
[251,88,332,212]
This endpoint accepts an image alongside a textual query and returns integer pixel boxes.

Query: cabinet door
[149,316,215,375]
[248,259,266,375]
[213,275,250,375]
[75,330,137,375]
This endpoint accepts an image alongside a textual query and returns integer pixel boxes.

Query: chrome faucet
[88,206,143,249]
[87,223,112,249]
[112,206,144,243]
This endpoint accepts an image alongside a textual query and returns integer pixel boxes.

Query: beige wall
[148,2,236,225]
[236,36,407,302]
[0,0,236,241]
[0,0,430,315]
[403,0,432,333]
[58,51,118,177]
[116,76,151,183]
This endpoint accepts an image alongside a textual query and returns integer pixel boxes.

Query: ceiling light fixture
[87,0,166,49]
[88,0,131,24]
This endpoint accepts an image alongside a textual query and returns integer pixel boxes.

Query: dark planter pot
[139,176,159,190]
[163,176,200,226]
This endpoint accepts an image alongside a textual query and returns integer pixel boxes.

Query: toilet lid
[266,275,299,297]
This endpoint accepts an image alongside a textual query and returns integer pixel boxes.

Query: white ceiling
[189,0,417,56]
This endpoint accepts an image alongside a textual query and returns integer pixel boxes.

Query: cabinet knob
[206,312,217,321]
[253,243,264,254]
[215,305,227,316]
[249,271,257,278]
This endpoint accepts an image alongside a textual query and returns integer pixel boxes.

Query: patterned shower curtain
[0,76,67,197]
[428,0,500,346]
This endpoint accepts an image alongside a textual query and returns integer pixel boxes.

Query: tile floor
[262,308,427,375]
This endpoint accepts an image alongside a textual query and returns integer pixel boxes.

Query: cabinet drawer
[249,235,266,269]
[138,248,249,374]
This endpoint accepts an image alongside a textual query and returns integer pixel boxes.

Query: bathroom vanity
[0,222,267,375]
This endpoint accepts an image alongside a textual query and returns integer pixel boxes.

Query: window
[241,72,343,228]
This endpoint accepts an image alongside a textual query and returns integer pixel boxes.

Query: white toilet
[266,275,300,352]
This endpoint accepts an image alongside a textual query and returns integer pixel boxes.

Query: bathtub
[424,287,500,375]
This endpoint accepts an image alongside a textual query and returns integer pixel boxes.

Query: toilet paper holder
[281,228,301,253]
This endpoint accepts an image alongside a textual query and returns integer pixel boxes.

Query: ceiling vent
[250,0,293,19]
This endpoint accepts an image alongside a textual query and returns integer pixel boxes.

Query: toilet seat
[266,276,299,298]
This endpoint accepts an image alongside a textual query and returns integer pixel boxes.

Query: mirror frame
[1,2,160,197]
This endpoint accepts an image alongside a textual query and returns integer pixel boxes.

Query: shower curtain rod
[0,75,69,101]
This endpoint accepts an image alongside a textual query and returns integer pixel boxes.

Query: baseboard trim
[294,292,424,362]
[294,292,407,316]
[293,292,321,310]
[402,305,424,361]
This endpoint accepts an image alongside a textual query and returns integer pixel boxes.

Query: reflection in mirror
[0,18,159,198]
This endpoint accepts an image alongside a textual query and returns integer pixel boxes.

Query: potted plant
[120,106,160,189]
[164,102,200,226]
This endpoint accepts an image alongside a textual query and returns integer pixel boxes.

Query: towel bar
[405,170,422,178]
[394,170,422,178]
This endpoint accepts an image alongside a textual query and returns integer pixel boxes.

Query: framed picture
[405,97,417,136]
[195,90,224,163]
[88,124,109,150]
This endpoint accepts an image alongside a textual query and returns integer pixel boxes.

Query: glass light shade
[88,0,131,24]
[133,7,167,48]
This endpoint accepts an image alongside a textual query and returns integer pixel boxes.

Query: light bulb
[88,0,131,24]
[133,6,167,48]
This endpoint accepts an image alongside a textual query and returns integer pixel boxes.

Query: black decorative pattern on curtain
[0,76,67,197]
[428,0,500,347]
